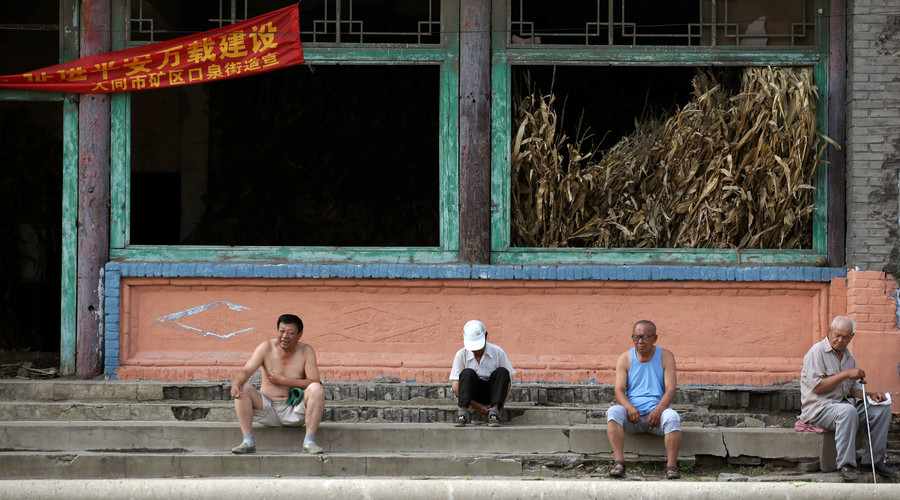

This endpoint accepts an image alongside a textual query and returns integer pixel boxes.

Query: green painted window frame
[489,0,831,266]
[109,1,460,264]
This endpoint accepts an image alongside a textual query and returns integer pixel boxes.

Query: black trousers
[457,367,510,409]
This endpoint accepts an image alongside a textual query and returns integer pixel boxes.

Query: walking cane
[859,378,877,484]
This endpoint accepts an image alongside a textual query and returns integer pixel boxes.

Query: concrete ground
[537,458,899,483]
[0,478,897,500]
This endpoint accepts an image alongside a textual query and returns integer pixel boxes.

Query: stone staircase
[0,379,872,479]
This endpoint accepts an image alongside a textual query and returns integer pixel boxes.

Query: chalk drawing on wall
[154,300,254,338]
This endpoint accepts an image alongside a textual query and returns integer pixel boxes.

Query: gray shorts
[253,392,307,427]
[606,405,681,435]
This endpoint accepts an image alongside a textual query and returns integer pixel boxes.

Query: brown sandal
[609,460,626,478]
[665,465,681,480]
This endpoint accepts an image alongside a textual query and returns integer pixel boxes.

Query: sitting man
[449,320,515,427]
[230,313,325,454]
[606,320,682,480]
[799,315,896,481]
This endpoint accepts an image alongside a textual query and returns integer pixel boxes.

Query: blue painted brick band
[104,262,847,282]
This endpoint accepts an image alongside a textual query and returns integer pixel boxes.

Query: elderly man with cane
[799,315,896,482]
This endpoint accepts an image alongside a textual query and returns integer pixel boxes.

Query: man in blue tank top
[606,320,682,479]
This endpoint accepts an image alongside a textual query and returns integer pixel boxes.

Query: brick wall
[844,269,900,412]
[846,269,899,330]
[846,0,900,274]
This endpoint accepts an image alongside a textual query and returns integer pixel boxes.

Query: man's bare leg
[234,381,264,434]
[232,382,263,453]
[607,420,626,461]
[303,382,325,435]
[607,420,627,477]
[301,382,326,454]
[664,430,682,467]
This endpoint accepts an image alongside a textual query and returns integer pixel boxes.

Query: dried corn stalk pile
[511,67,828,249]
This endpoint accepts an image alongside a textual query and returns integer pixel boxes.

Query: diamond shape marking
[154,300,254,339]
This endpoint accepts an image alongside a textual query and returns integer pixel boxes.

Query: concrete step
[0,380,803,413]
[0,451,538,479]
[0,400,780,427]
[0,478,890,497]
[0,380,232,403]
[0,421,831,479]
[0,421,822,461]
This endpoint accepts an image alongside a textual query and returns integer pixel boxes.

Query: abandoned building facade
[0,0,898,411]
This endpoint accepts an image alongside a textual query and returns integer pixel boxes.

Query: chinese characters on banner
[0,4,303,93]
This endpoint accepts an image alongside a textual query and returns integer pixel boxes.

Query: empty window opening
[130,64,440,247]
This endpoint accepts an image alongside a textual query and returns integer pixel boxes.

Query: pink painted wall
[843,271,900,413]
[113,271,899,412]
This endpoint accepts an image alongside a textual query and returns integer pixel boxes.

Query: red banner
[0,4,303,93]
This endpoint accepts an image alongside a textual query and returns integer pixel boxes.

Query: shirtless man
[230,314,325,454]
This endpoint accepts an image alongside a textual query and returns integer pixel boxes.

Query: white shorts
[253,392,307,427]
[606,405,682,435]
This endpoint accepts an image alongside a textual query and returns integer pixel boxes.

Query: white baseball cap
[463,320,486,351]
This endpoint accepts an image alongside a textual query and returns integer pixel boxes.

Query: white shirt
[449,342,516,381]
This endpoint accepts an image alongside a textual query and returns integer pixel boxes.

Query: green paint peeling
[110,93,129,248]
[111,247,459,264]
[440,2,461,252]
[60,98,78,375]
[491,248,825,266]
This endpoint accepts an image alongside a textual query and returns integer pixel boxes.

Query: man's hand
[626,406,641,425]
[267,371,289,386]
[845,368,866,380]
[867,391,887,403]
[231,381,243,399]
[471,401,490,417]
[646,407,663,428]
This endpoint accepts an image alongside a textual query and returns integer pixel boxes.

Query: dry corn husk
[511,66,830,249]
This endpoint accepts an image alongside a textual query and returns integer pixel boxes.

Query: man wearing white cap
[449,320,516,427]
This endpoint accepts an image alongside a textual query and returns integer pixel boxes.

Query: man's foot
[454,413,468,427]
[838,465,858,482]
[872,461,898,479]
[487,412,501,427]
[609,460,626,478]
[665,465,681,480]
[231,441,256,454]
[302,441,324,454]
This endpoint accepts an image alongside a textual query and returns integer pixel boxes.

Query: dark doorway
[0,101,63,354]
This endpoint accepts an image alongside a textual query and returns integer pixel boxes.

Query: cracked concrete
[2,478,898,499]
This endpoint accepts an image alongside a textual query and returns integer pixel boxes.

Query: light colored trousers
[808,401,891,468]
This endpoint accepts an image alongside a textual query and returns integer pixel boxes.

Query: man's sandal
[609,460,626,478]
[665,465,681,480]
